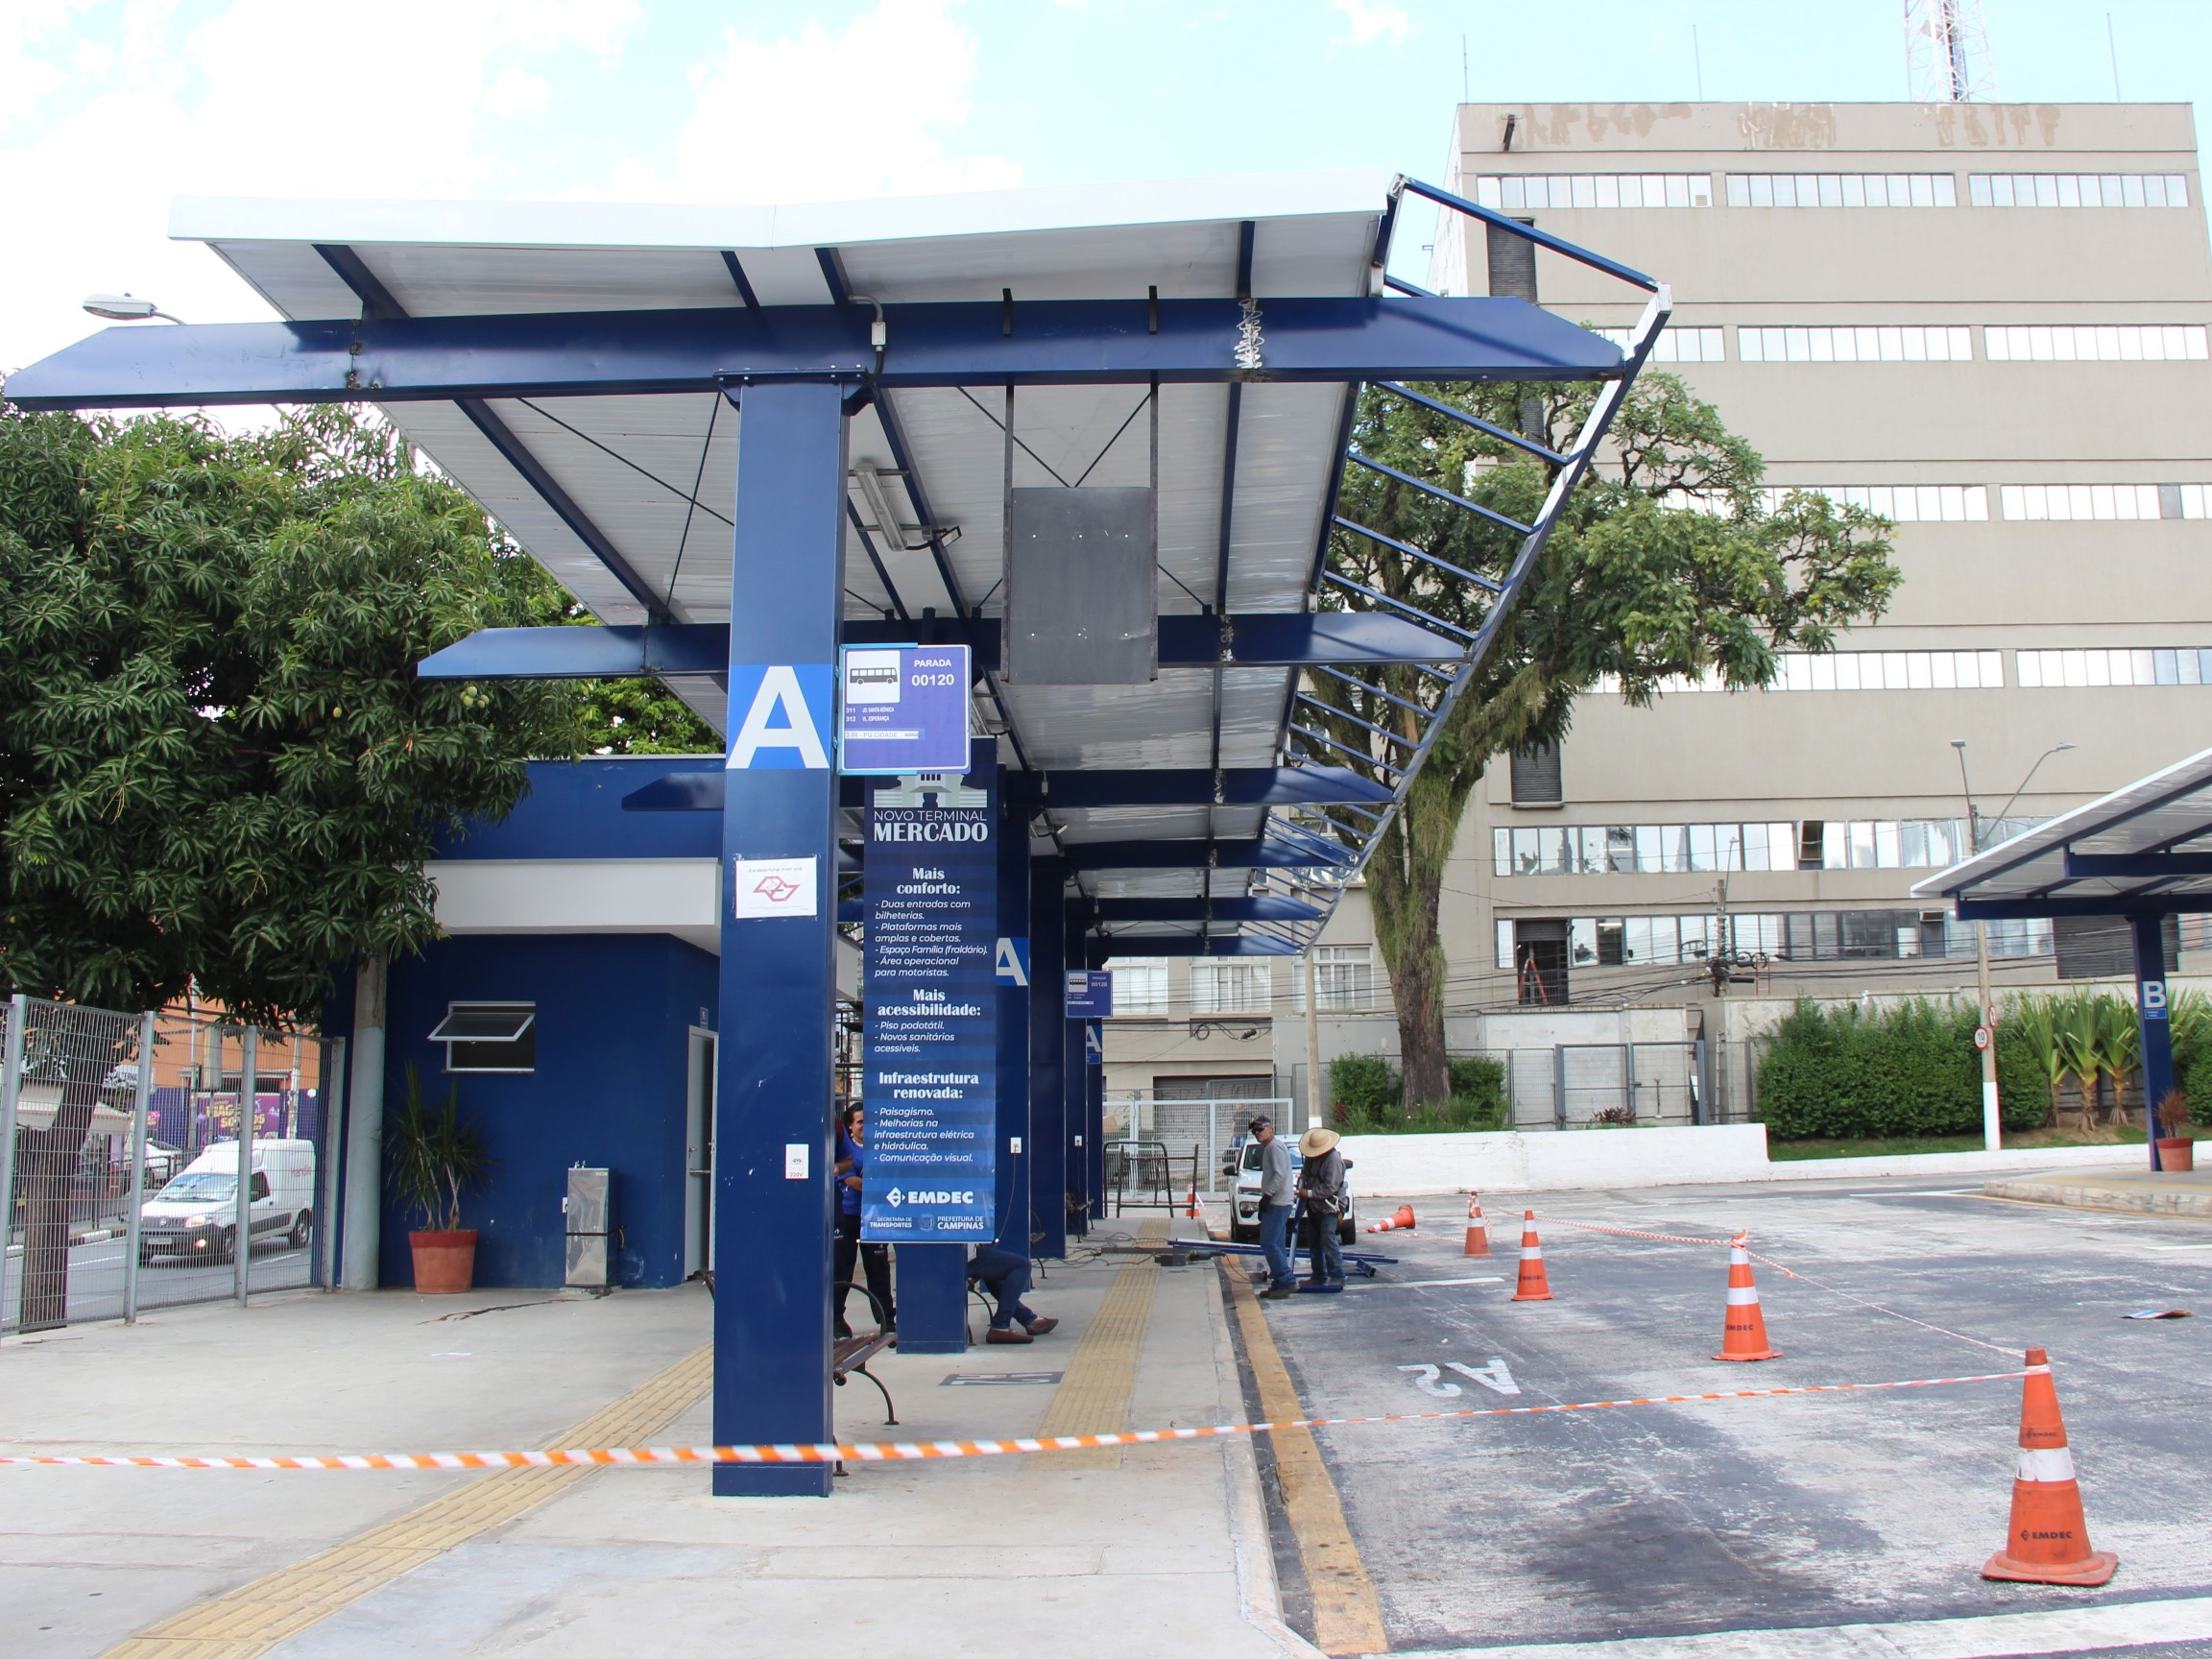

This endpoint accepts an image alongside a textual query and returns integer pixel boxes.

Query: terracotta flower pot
[408,1229,479,1294]
[2154,1139,2196,1173]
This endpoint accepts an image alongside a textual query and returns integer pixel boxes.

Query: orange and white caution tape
[0,1369,2025,1471]
[1533,1214,1799,1277]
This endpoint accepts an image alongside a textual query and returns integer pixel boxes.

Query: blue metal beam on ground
[1029,856,1069,1261]
[4,297,1625,410]
[1061,838,1354,872]
[2061,850,2212,880]
[417,611,1462,682]
[710,379,847,1498]
[2135,913,2179,1172]
[1092,896,1325,923]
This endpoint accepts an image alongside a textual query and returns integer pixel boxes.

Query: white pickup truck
[138,1140,316,1266]
[1226,1138,1358,1245]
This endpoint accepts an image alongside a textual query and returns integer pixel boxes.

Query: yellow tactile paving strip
[1027,1216,1167,1471]
[100,1343,712,1659]
[1222,1259,1387,1659]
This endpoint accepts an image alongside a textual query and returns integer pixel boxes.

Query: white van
[1228,1138,1358,1245]
[138,1140,316,1266]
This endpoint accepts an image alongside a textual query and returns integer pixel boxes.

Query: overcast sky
[6,0,2210,374]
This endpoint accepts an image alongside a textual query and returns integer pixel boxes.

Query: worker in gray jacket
[1250,1115,1297,1298]
[1297,1126,1347,1292]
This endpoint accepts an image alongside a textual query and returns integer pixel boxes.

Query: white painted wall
[1340,1124,2150,1196]
[427,858,719,953]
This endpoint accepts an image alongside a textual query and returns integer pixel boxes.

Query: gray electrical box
[1002,487,1157,685]
[565,1166,613,1287]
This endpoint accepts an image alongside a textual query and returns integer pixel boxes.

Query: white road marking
[2150,1242,2212,1251]
[1393,1590,2212,1659]
[1843,1189,1981,1197]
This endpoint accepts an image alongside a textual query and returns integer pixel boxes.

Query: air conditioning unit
[1918,908,1948,925]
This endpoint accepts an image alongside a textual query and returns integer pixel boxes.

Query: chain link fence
[2,997,336,1335]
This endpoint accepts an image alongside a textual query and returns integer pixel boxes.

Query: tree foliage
[0,406,589,1026]
[1305,371,1902,1113]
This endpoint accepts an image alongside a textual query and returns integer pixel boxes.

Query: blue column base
[895,1243,971,1353]
[714,1464,833,1497]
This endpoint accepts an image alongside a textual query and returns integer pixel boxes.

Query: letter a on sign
[727,665,832,769]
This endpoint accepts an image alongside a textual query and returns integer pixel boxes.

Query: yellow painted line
[1026,1216,1167,1471]
[100,1343,712,1659]
[1224,1258,1387,1659]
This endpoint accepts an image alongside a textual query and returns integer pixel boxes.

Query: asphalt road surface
[1248,1173,2212,1654]
[2,1233,313,1329]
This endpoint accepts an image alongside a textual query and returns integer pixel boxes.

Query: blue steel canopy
[5,171,1666,956]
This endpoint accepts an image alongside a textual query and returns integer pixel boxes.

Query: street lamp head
[2054,741,2077,753]
[83,293,160,321]
[1950,738,1968,751]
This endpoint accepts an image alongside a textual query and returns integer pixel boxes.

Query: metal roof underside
[1914,744,2212,914]
[164,173,1642,949]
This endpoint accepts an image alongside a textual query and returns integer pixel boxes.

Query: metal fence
[1105,1091,1291,1195]
[2,997,334,1336]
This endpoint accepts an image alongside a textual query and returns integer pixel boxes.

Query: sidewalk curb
[1207,1247,1329,1659]
[4,1226,123,1260]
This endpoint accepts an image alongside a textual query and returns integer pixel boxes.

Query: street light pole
[1953,740,2003,1152]
[1950,739,2076,1153]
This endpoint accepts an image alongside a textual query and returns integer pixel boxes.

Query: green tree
[1305,372,1901,1114]
[0,405,585,1027]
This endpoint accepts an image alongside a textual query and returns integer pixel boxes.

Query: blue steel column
[1062,898,1088,1236]
[2133,913,2177,1171]
[1028,857,1069,1259]
[995,794,1032,1253]
[1087,1019,1106,1220]
[713,381,845,1498]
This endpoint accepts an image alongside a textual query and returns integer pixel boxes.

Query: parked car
[138,1140,315,1266]
[1227,1136,1358,1245]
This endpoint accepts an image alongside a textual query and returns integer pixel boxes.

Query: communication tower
[1904,0,1998,103]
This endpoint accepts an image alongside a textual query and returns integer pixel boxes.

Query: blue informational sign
[839,644,974,774]
[861,744,998,1242]
[1084,1023,1103,1067]
[1065,970,1113,1019]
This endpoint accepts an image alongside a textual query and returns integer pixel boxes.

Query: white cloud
[1334,0,1411,47]
[0,0,641,373]
[482,63,550,117]
[607,0,1021,204]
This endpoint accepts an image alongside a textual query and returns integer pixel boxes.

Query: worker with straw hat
[1297,1125,1348,1293]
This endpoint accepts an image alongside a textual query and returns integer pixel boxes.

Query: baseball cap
[1247,1114,1273,1130]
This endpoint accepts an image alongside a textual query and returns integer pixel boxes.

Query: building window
[1725,173,1956,208]
[1296,945,1374,1012]
[1593,648,2004,696]
[1509,740,1562,805]
[1984,325,2207,362]
[2016,647,2212,687]
[1969,173,2189,208]
[1492,817,1984,878]
[1503,910,2054,966]
[1190,960,1271,1014]
[1105,957,1169,1017]
[1738,325,1972,363]
[1470,174,1712,210]
[1999,483,2208,520]
[429,1002,537,1073]
[1595,325,1726,363]
[1759,484,1987,522]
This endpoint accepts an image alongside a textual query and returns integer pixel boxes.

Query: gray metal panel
[565,1166,612,1288]
[1004,488,1157,685]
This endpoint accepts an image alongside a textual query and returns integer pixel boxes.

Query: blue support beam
[416,611,1463,683]
[710,379,847,1498]
[1952,895,2212,920]
[2135,913,2179,1171]
[1029,856,1069,1261]
[994,787,1032,1260]
[1061,898,1089,1238]
[2061,850,2212,880]
[1091,934,1302,957]
[624,766,1391,813]
[1062,839,1353,872]
[4,296,1625,411]
[1091,896,1325,924]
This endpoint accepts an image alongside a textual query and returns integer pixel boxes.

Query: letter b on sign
[2143,978,2170,1019]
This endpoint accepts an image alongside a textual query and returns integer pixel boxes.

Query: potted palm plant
[386,1066,495,1293]
[2154,1091,2195,1174]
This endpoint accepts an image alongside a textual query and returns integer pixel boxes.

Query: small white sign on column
[733,856,819,919]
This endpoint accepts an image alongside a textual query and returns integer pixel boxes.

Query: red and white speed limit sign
[1973,1025,1992,1051]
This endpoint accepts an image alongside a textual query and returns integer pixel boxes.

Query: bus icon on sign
[844,650,902,705]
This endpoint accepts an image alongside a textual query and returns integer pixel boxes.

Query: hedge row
[1756,998,2044,1140]
[1326,1053,1507,1134]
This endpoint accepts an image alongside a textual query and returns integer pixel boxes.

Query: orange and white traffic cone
[1712,1232,1780,1361]
[1462,1194,1491,1258]
[1365,1203,1416,1234]
[1982,1347,2118,1586]
[1185,1182,1201,1220]
[1510,1211,1554,1301]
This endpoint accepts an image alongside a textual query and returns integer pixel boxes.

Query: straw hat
[1299,1126,1340,1157]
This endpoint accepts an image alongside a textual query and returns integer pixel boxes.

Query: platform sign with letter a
[839,644,973,774]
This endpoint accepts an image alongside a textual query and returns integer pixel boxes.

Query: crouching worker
[968,1243,1059,1345]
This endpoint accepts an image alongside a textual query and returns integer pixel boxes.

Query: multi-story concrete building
[1420,99,2212,1011]
[1099,101,2212,1121]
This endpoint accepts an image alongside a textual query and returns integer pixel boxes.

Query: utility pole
[1952,741,2002,1151]
[1303,949,1324,1134]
